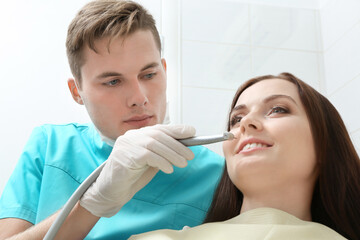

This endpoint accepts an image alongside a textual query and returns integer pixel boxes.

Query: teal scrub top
[0,123,225,239]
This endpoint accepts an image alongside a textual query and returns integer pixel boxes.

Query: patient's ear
[68,78,84,105]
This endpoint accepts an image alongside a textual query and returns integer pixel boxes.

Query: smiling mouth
[237,142,274,153]
[242,143,269,151]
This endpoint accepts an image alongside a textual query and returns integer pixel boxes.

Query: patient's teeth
[242,143,268,151]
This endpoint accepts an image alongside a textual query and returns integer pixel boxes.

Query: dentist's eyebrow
[140,62,160,71]
[96,71,123,80]
[263,94,298,105]
[95,62,160,80]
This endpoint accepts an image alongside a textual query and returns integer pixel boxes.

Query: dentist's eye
[230,115,242,127]
[105,79,120,86]
[268,106,288,116]
[143,73,156,80]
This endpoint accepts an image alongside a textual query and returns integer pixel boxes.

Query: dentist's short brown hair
[66,0,161,86]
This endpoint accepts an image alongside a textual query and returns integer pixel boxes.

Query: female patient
[130,73,360,239]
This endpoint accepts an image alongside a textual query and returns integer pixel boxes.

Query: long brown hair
[204,73,360,240]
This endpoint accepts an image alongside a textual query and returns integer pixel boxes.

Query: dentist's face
[70,30,167,140]
[223,79,317,194]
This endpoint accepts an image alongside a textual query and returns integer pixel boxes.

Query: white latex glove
[80,124,196,217]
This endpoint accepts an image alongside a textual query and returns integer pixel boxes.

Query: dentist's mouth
[124,115,153,128]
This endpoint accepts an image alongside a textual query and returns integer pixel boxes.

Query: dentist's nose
[128,80,148,107]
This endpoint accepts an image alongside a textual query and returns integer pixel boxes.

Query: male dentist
[0,1,224,239]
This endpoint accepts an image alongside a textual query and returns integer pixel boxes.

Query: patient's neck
[240,185,313,221]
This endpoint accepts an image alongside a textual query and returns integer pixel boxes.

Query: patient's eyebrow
[263,94,298,105]
[230,94,297,114]
[231,104,246,113]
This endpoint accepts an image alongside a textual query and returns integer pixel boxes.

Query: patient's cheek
[230,128,240,138]
[222,136,237,157]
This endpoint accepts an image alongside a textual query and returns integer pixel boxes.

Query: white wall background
[1,0,359,194]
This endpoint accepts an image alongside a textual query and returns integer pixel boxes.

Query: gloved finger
[152,124,196,139]
[122,136,189,170]
[147,147,188,170]
[142,149,175,173]
[145,130,194,161]
[111,137,181,172]
[128,167,159,197]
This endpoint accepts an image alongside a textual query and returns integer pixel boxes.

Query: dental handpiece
[179,132,235,146]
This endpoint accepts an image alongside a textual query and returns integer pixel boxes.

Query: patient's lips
[238,138,272,154]
[243,143,268,151]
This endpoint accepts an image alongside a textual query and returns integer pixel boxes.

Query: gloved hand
[80,124,196,217]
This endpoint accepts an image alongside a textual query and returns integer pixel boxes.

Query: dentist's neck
[94,127,115,147]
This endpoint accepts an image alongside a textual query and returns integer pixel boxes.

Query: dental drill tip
[223,132,235,140]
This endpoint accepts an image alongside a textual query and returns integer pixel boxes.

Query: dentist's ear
[68,78,84,105]
[161,58,167,72]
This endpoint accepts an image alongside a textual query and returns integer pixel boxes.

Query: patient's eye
[230,115,242,127]
[268,106,288,116]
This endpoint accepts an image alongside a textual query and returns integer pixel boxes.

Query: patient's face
[223,79,317,194]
